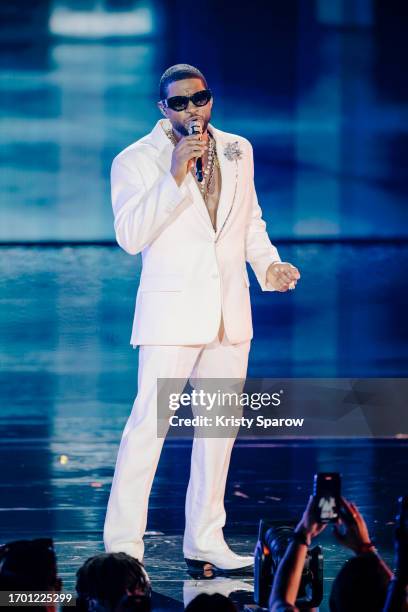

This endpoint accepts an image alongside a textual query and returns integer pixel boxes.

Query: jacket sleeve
[244,140,281,291]
[111,155,189,255]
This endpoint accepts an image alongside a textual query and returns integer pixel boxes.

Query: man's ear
[157,101,167,117]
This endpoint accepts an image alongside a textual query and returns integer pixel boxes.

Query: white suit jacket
[111,119,281,346]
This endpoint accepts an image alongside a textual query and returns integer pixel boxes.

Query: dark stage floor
[0,244,407,610]
[0,434,406,610]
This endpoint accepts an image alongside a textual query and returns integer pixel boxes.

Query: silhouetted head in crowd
[0,538,62,611]
[76,552,151,611]
[184,592,237,612]
[329,552,389,612]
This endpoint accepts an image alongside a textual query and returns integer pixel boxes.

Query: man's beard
[171,116,210,137]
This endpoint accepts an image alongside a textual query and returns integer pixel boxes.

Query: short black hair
[185,593,237,612]
[159,64,208,100]
[0,538,58,612]
[0,538,57,591]
[75,552,151,611]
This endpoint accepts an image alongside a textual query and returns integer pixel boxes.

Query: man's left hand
[266,262,300,292]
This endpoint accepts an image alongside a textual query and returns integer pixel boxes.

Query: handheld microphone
[188,118,204,182]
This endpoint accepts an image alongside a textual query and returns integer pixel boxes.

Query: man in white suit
[103,64,300,574]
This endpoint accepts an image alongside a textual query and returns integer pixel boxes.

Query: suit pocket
[139,273,184,292]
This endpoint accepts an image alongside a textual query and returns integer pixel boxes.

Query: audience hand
[333,497,375,555]
[295,495,327,546]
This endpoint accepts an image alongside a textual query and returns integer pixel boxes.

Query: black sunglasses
[161,89,212,112]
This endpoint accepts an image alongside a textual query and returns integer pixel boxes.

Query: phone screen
[313,472,341,523]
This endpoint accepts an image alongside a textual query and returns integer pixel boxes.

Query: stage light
[49,6,154,38]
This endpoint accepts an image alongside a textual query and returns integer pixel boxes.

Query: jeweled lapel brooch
[223,141,243,161]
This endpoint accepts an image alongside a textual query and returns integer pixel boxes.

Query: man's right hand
[170,135,207,186]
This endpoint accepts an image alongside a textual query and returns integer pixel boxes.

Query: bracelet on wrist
[357,541,376,554]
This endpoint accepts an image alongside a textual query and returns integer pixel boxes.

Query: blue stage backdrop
[1,0,407,241]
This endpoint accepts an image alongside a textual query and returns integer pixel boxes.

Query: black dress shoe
[184,556,254,578]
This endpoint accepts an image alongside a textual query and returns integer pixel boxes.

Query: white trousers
[103,333,251,561]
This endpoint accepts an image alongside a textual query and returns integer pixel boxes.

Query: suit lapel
[184,172,215,232]
[210,125,238,239]
[153,123,174,174]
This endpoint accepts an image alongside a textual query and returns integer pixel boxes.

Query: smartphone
[313,472,341,523]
